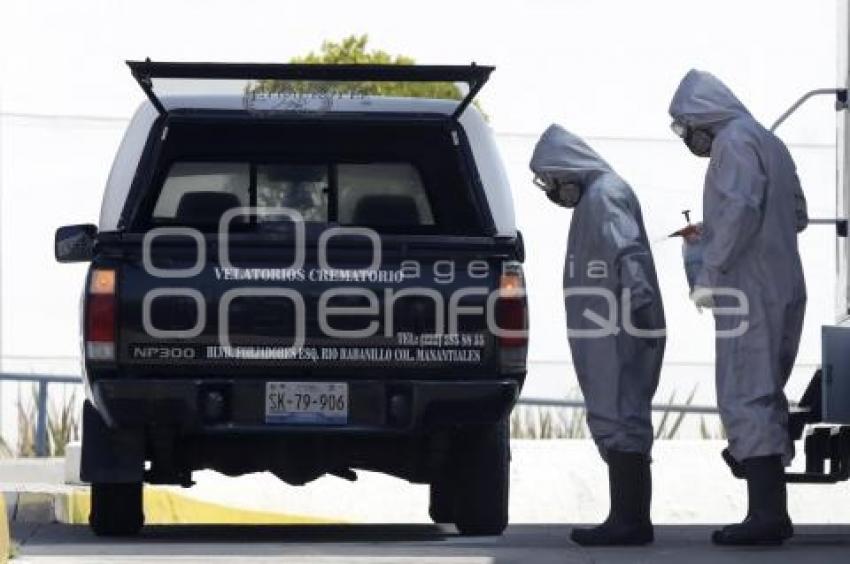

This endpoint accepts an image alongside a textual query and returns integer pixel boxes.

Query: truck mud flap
[81,400,145,483]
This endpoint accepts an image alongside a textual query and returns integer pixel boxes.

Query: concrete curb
[3,487,339,526]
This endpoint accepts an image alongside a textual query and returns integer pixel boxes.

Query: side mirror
[55,224,97,263]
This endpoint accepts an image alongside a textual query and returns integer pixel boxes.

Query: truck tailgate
[116,248,502,377]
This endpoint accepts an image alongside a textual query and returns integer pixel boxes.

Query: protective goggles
[533,174,552,191]
[670,119,688,139]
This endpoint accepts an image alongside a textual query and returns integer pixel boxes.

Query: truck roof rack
[126,59,494,120]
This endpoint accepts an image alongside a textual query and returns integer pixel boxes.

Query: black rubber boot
[712,455,794,546]
[721,448,745,479]
[570,450,654,546]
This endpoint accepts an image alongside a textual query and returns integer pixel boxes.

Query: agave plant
[13,383,81,457]
[48,387,81,456]
[700,415,728,440]
[655,385,699,440]
[16,385,38,457]
[510,389,589,439]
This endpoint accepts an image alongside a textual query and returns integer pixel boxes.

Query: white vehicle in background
[756,4,850,486]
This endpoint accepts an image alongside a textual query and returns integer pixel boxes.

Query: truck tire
[89,482,144,536]
[453,419,510,536]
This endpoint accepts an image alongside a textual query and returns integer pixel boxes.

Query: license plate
[265,382,349,425]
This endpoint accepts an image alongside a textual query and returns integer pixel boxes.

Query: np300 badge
[131,346,196,360]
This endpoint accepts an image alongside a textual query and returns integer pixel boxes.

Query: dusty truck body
[55,61,527,536]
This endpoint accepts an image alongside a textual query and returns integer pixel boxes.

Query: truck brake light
[496,264,528,348]
[86,268,116,361]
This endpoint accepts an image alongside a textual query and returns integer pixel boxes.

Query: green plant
[654,385,699,440]
[16,385,37,457]
[249,34,486,117]
[700,415,728,440]
[510,391,588,439]
[14,383,81,457]
[0,437,13,458]
[48,387,80,456]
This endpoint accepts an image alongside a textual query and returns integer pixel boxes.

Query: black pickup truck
[55,61,527,536]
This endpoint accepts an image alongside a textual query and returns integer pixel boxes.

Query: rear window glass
[256,164,329,222]
[338,163,434,227]
[152,162,249,221]
[134,119,489,235]
[152,160,435,229]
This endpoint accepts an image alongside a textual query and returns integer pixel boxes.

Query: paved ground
[10,523,850,563]
[8,443,850,525]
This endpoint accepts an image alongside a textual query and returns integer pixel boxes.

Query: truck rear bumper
[91,377,520,435]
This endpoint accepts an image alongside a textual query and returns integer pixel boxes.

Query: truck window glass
[256,164,329,222]
[153,162,249,224]
[337,163,434,227]
[152,160,435,229]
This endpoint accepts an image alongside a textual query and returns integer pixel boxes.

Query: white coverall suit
[670,70,808,465]
[530,125,666,457]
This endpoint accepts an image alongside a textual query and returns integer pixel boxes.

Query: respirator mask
[671,119,713,158]
[533,174,583,208]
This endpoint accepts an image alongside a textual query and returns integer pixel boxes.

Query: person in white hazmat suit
[669,69,808,546]
[530,125,666,546]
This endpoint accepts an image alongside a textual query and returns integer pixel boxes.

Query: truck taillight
[86,268,116,361]
[496,263,528,348]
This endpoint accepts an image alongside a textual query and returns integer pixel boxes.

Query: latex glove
[683,222,703,244]
[690,285,715,312]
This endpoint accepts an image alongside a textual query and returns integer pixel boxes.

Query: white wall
[0,1,840,428]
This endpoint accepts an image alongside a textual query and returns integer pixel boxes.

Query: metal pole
[517,397,720,415]
[770,88,847,132]
[35,380,48,457]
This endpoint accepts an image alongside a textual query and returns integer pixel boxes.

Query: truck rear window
[152,160,436,229]
[130,118,490,235]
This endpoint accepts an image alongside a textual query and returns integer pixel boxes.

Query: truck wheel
[453,419,510,536]
[428,475,456,523]
[89,482,144,536]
